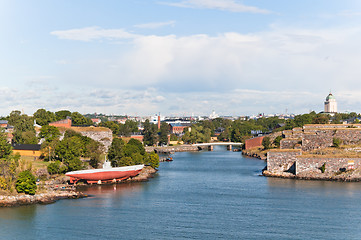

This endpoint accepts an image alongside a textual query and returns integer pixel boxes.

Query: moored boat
[66,161,144,184]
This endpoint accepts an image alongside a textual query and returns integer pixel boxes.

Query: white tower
[324,93,337,113]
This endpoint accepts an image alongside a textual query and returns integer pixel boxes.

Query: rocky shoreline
[0,166,157,208]
[241,149,266,160]
[0,190,86,207]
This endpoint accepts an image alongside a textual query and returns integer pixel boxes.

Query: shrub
[333,138,342,148]
[148,152,159,169]
[15,170,37,195]
[47,161,61,175]
[273,136,283,148]
[320,163,326,173]
[0,177,7,190]
[262,137,271,150]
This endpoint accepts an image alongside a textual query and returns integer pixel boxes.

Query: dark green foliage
[182,125,211,144]
[47,161,67,175]
[320,163,326,173]
[0,131,12,158]
[312,115,329,124]
[273,135,283,148]
[33,109,56,126]
[15,170,37,195]
[55,110,72,121]
[100,120,139,136]
[100,121,120,135]
[119,157,133,166]
[108,138,125,167]
[131,152,144,165]
[158,122,169,146]
[147,151,159,169]
[262,137,271,150]
[54,130,102,171]
[71,112,93,126]
[143,119,157,146]
[8,111,37,144]
[39,125,60,143]
[108,138,150,167]
[119,120,139,136]
[170,134,179,141]
[333,138,342,148]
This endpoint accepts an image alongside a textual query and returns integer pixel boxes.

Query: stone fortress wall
[267,124,361,176]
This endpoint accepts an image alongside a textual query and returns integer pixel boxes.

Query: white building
[324,93,337,113]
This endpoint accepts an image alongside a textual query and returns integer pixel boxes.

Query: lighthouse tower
[324,93,337,113]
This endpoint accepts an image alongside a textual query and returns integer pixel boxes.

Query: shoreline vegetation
[0,166,157,208]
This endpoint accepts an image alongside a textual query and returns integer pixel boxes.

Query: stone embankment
[145,145,200,153]
[263,169,361,182]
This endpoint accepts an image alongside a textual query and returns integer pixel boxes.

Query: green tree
[55,136,83,171]
[15,170,37,195]
[55,110,72,121]
[107,138,125,167]
[100,121,120,135]
[143,119,157,146]
[39,125,61,143]
[127,138,146,155]
[8,111,37,144]
[262,137,272,150]
[119,120,139,136]
[71,112,93,126]
[273,135,283,148]
[33,109,56,126]
[158,122,169,146]
[147,151,159,169]
[131,152,144,165]
[47,161,61,175]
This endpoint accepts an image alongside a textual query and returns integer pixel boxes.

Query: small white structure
[324,93,337,113]
[209,110,219,119]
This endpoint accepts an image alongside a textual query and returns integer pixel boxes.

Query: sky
[1,0,361,117]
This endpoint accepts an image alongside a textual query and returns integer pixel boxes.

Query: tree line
[181,112,361,144]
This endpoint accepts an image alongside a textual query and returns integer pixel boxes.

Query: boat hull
[66,165,144,184]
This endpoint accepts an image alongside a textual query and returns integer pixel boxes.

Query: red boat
[66,161,144,184]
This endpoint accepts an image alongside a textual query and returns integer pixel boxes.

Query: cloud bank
[158,0,271,14]
[46,25,361,115]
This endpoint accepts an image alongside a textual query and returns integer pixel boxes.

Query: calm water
[1,146,361,239]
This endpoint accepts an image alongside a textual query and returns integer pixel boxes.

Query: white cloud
[159,0,270,14]
[134,21,176,29]
[48,24,361,115]
[51,26,139,41]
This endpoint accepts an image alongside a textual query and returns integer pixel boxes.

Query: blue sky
[1,0,361,117]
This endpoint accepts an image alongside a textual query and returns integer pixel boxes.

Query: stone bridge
[192,142,243,151]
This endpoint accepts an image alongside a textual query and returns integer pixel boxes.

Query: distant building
[91,118,101,125]
[49,118,72,128]
[245,136,264,150]
[169,123,191,135]
[209,110,219,119]
[12,144,42,159]
[324,93,337,114]
[0,120,8,128]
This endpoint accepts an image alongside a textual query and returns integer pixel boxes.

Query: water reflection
[267,177,361,197]
[76,182,145,207]
[0,205,37,220]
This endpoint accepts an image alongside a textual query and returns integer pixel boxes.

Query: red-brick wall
[245,136,264,150]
